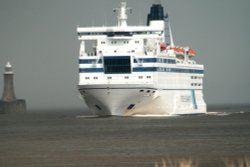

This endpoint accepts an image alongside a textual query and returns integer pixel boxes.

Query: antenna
[104,14,107,26]
[138,8,142,25]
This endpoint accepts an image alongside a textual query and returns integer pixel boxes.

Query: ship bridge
[77,26,164,57]
[77,2,166,57]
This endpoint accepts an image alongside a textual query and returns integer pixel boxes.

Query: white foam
[206,112,229,116]
[76,115,99,118]
[132,114,179,117]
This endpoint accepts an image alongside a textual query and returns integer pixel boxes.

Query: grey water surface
[0,106,250,167]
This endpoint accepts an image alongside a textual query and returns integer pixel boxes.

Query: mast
[113,2,132,27]
[168,21,175,47]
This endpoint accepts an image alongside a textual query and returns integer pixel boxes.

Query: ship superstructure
[77,2,206,116]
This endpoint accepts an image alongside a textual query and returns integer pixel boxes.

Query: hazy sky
[0,0,250,111]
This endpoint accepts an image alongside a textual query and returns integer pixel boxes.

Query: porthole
[95,105,102,110]
[127,104,135,110]
[135,41,140,44]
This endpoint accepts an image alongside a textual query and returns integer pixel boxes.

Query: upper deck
[76,2,204,73]
[77,26,164,40]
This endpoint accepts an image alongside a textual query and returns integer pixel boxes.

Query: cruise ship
[77,2,206,116]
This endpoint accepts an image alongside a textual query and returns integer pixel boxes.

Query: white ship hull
[76,2,207,116]
[79,84,206,116]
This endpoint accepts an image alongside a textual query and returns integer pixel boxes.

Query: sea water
[0,105,250,167]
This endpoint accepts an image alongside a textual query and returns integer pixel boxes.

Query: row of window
[139,76,152,79]
[78,31,162,36]
[134,58,176,64]
[191,76,202,79]
[84,76,152,80]
[105,41,140,45]
[140,90,156,93]
[191,83,202,86]
[79,58,176,65]
[80,67,204,74]
[79,59,102,64]
[158,58,176,64]
[157,67,204,74]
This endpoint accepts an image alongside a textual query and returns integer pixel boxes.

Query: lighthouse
[0,62,26,113]
[2,62,16,101]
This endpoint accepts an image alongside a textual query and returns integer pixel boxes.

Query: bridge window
[107,32,132,37]
[104,56,131,74]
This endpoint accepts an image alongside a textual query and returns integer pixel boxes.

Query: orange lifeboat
[160,43,166,51]
[188,48,196,56]
[160,42,196,56]
[166,46,196,56]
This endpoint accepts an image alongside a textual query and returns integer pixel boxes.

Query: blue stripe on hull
[191,89,198,109]
[79,67,204,74]
[79,58,176,64]
[133,67,157,72]
[79,59,102,64]
[79,68,103,73]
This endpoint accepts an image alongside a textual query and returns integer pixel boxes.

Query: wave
[206,110,248,116]
[155,157,250,167]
